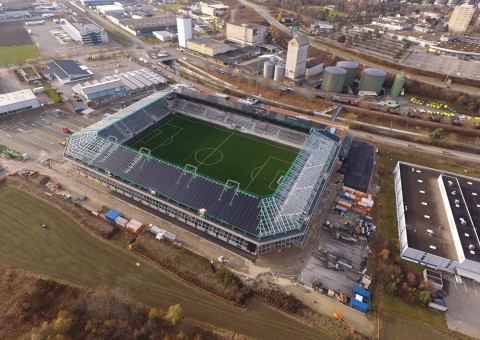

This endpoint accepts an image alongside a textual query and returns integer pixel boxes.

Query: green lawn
[127,115,299,196]
[0,184,335,340]
[0,44,40,65]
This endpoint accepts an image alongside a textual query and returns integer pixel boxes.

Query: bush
[337,35,346,43]
[419,290,431,305]
[386,282,397,295]
[255,289,303,314]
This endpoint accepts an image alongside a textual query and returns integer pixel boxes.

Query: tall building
[226,22,266,46]
[284,33,309,80]
[448,3,475,34]
[176,15,192,48]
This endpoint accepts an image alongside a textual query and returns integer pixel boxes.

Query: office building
[63,17,108,44]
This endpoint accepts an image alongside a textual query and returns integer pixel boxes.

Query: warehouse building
[0,89,39,116]
[226,22,266,47]
[45,60,93,84]
[63,17,108,44]
[107,14,176,36]
[199,2,229,17]
[72,79,126,101]
[186,38,230,57]
[394,161,480,282]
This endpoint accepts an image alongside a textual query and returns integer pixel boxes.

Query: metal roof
[46,60,90,78]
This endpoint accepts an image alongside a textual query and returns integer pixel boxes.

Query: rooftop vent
[468,182,473,185]
[455,199,460,204]
[422,202,428,206]
[412,167,415,172]
[465,233,470,237]
[470,250,476,255]
[448,181,454,186]
[452,191,457,196]
[473,193,478,196]
[427,229,434,236]
[424,215,430,219]
[460,218,467,225]
[416,170,421,173]
[469,244,475,250]
[430,245,437,250]
[419,190,425,194]
[418,180,423,183]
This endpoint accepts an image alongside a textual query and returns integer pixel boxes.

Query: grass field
[0,184,336,340]
[381,310,453,340]
[0,45,40,65]
[127,115,299,196]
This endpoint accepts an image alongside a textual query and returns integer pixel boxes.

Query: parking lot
[0,109,101,160]
[404,47,480,80]
[443,274,480,338]
[27,20,119,58]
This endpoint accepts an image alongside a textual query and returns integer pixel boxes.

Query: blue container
[350,298,368,313]
[353,285,371,301]
[105,209,122,222]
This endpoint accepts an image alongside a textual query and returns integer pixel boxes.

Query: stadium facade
[64,91,342,256]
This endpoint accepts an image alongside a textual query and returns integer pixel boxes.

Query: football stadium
[64,90,345,256]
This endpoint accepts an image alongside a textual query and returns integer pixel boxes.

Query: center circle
[195,148,224,166]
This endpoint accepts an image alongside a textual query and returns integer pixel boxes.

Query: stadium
[64,90,345,256]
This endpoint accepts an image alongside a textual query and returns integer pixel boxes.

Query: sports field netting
[126,115,299,196]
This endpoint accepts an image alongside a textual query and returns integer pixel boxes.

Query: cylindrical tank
[274,63,285,81]
[321,67,347,93]
[336,61,358,87]
[263,60,275,79]
[359,68,387,94]
[391,72,405,97]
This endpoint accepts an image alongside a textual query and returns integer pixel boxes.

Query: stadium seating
[278,130,307,145]
[226,116,255,130]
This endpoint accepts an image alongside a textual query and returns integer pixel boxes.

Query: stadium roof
[65,91,341,239]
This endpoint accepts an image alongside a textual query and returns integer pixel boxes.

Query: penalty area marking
[244,156,290,192]
[269,170,286,190]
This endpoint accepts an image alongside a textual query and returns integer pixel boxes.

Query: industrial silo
[263,60,275,79]
[359,68,387,94]
[321,66,347,93]
[336,61,358,87]
[391,72,405,97]
[274,63,285,81]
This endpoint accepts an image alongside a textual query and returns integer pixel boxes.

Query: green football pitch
[126,115,299,196]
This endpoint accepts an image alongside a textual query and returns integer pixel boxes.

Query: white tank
[263,60,275,79]
[274,63,285,81]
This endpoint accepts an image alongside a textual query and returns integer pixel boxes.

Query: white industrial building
[176,15,192,48]
[45,60,93,84]
[153,31,176,41]
[226,22,266,46]
[199,2,229,17]
[394,162,480,282]
[285,33,309,80]
[0,89,39,116]
[63,17,108,44]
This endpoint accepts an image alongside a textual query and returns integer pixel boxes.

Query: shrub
[419,290,431,305]
[386,282,397,295]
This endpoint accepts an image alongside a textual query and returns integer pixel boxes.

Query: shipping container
[350,298,368,313]
[353,285,371,301]
[115,216,128,227]
[126,219,144,234]
[155,230,177,242]
[336,205,348,212]
[105,209,121,222]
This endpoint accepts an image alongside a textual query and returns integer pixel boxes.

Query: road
[240,0,480,96]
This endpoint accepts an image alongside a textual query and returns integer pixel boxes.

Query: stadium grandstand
[64,90,344,256]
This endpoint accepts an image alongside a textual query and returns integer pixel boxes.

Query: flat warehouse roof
[399,163,459,260]
[398,162,480,263]
[0,89,36,104]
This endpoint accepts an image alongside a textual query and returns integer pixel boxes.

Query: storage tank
[391,72,405,97]
[263,60,275,79]
[321,67,347,93]
[359,68,387,94]
[336,61,358,87]
[274,63,285,81]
